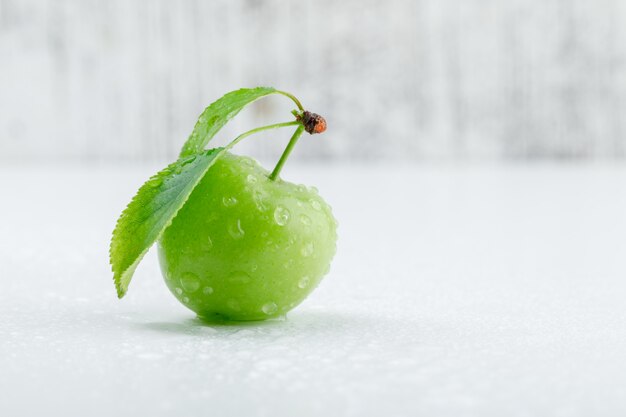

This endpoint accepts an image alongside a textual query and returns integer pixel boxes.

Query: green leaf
[110,148,225,298]
[179,86,277,158]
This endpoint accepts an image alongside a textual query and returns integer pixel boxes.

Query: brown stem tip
[299,111,327,134]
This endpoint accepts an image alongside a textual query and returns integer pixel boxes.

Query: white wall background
[1,0,626,164]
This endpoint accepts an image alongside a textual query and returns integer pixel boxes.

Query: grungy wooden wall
[1,0,626,163]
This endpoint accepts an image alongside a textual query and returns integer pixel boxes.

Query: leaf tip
[114,275,127,299]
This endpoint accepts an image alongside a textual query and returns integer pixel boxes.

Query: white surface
[1,162,626,417]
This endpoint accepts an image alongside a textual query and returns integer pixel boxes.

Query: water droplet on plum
[241,157,255,167]
[246,174,257,184]
[202,286,214,295]
[228,271,251,284]
[310,200,322,211]
[254,191,268,212]
[298,276,310,289]
[175,287,183,295]
[301,242,314,257]
[228,219,245,239]
[222,196,238,207]
[261,302,278,315]
[299,214,312,226]
[273,206,290,226]
[180,272,200,292]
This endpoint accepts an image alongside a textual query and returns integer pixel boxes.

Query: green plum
[157,151,338,321]
[110,88,336,321]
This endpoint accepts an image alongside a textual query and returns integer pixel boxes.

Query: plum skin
[157,152,338,321]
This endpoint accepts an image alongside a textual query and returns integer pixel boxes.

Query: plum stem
[222,90,324,182]
[269,125,305,181]
[275,90,304,111]
[224,121,300,151]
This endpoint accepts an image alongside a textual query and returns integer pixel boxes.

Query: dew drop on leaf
[181,155,196,165]
[147,177,163,188]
